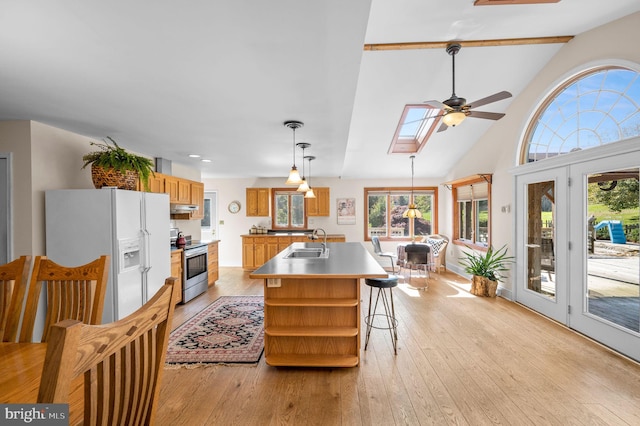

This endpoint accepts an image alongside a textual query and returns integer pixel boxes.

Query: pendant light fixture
[304,155,316,198]
[403,155,422,219]
[296,142,311,192]
[284,120,304,185]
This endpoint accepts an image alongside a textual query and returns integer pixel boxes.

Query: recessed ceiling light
[189,154,201,158]
[201,159,211,163]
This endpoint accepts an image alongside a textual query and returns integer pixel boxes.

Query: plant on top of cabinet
[82,137,155,191]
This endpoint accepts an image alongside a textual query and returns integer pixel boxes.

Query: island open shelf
[250,242,387,367]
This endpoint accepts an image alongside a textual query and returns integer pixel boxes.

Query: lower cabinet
[242,235,346,270]
[170,250,183,304]
[208,241,219,285]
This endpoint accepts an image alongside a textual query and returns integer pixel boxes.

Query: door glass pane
[527,181,556,299]
[586,168,640,332]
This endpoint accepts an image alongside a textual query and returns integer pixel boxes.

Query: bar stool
[364,275,399,355]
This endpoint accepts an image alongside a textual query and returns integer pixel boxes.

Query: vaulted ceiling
[1,1,639,179]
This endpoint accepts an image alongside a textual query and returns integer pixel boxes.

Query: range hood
[170,204,199,214]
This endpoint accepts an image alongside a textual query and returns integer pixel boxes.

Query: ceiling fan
[424,42,512,132]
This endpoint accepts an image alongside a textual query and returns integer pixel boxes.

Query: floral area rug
[165,295,264,365]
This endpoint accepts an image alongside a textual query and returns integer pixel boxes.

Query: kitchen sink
[284,247,330,259]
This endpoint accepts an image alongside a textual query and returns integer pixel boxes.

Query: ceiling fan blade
[467,110,506,120]
[467,91,512,109]
[436,121,449,132]
[423,100,451,110]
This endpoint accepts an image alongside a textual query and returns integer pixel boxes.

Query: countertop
[241,233,344,238]
[249,242,387,279]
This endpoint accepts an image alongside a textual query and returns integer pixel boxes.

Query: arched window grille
[523,67,640,164]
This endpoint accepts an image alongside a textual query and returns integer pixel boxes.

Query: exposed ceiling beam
[363,36,574,51]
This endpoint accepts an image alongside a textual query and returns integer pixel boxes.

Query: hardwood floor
[156,267,640,425]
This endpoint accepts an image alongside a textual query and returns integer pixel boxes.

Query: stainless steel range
[171,228,209,303]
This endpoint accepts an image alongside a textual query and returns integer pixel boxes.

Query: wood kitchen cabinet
[171,250,183,304]
[242,236,269,270]
[190,182,205,220]
[242,234,344,270]
[306,187,330,216]
[246,188,270,216]
[207,241,219,285]
[163,176,179,202]
[177,179,191,204]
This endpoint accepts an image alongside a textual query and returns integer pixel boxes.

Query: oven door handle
[184,246,208,257]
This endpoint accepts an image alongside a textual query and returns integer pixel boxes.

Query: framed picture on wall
[337,198,356,225]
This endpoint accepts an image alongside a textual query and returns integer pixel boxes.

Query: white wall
[445,12,640,296]
[203,175,446,267]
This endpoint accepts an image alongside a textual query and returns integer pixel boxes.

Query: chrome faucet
[312,228,327,253]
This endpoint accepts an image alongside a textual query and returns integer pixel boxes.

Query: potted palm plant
[82,137,155,191]
[459,244,514,297]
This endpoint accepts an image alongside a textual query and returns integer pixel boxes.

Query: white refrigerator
[45,188,170,323]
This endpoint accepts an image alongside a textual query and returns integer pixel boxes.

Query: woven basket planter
[91,164,139,190]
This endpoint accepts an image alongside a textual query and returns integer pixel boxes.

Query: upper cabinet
[141,172,204,220]
[306,187,330,216]
[190,182,204,220]
[246,188,270,216]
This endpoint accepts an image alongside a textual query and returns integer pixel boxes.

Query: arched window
[523,67,640,164]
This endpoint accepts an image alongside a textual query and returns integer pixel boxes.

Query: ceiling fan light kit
[442,111,466,127]
[423,42,512,132]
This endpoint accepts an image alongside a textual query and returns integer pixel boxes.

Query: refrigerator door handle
[142,228,152,273]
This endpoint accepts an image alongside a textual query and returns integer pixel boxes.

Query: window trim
[449,175,492,251]
[364,186,438,242]
[271,188,308,230]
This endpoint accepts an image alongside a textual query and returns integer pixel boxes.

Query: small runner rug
[165,295,264,365]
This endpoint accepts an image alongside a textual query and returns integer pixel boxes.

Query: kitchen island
[250,242,387,367]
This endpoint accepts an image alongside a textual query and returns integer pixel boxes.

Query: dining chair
[404,243,431,289]
[371,236,398,273]
[19,255,109,343]
[0,255,31,342]
[38,277,178,426]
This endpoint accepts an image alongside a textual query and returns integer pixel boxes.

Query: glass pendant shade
[286,166,302,185]
[297,178,310,192]
[305,188,316,198]
[442,110,466,127]
[403,204,422,218]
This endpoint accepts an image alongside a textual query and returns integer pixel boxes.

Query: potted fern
[459,244,514,297]
[82,137,155,191]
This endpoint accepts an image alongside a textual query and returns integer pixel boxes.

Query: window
[523,67,640,163]
[450,175,491,249]
[388,104,441,154]
[365,187,437,240]
[272,189,306,229]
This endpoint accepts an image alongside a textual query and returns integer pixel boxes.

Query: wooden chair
[0,255,31,342]
[38,277,178,426]
[19,255,109,343]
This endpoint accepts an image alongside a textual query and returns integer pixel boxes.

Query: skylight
[388,104,441,154]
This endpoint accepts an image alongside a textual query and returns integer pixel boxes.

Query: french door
[514,139,640,362]
[568,153,640,361]
[515,167,568,323]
